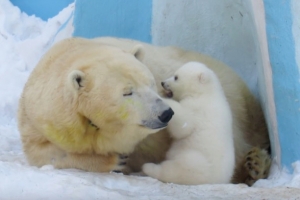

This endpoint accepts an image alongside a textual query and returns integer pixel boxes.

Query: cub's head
[161,62,219,101]
[66,44,174,141]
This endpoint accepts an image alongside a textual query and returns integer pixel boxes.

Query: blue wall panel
[73,0,152,43]
[10,0,74,20]
[264,0,300,170]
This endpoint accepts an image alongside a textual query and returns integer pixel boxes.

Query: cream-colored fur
[18,37,174,172]
[142,62,235,185]
[92,37,269,183]
[18,37,270,183]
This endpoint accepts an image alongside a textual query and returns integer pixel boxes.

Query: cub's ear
[198,72,209,84]
[130,44,145,61]
[68,70,86,90]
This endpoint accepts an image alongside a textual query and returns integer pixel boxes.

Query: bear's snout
[158,108,174,123]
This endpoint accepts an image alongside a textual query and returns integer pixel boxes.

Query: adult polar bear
[19,37,175,172]
[18,37,270,185]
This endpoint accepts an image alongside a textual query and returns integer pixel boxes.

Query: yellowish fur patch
[118,103,129,120]
[117,99,142,120]
[43,123,94,153]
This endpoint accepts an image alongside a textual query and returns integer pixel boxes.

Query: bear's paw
[244,147,271,186]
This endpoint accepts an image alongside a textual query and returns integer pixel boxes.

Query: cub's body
[143,62,235,184]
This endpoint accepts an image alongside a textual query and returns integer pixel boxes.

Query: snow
[0,0,300,199]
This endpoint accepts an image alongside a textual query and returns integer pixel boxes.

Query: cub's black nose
[158,108,174,123]
[161,82,165,87]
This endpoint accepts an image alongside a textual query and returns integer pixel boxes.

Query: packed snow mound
[0,0,300,199]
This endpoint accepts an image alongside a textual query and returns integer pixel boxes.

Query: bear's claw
[243,147,271,186]
[119,161,127,166]
[111,154,129,173]
[112,170,122,173]
[119,154,129,159]
[118,154,128,166]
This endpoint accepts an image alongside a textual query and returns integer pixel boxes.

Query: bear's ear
[68,70,86,91]
[130,44,145,61]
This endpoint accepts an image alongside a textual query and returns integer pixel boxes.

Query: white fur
[143,62,235,185]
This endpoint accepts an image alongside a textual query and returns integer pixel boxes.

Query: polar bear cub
[142,62,235,185]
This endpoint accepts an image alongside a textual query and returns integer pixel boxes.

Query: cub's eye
[174,76,178,81]
[123,92,133,96]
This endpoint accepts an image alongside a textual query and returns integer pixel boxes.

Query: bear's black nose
[158,108,174,123]
[161,82,165,87]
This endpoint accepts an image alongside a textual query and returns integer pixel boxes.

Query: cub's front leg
[163,98,194,140]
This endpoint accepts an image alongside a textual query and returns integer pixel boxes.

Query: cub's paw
[142,163,156,175]
[244,147,271,186]
[142,163,161,179]
[111,154,129,174]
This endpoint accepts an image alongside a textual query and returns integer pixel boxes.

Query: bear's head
[64,44,174,154]
[161,62,220,101]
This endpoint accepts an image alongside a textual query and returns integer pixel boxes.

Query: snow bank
[0,0,300,199]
